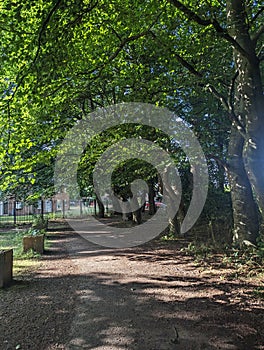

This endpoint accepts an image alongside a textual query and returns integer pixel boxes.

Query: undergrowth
[180,239,264,279]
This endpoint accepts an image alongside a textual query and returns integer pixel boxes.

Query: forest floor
[0,219,263,350]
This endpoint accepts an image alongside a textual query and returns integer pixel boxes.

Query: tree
[1,0,263,246]
[77,123,167,223]
[166,0,263,245]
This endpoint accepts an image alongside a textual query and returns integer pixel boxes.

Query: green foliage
[161,232,178,241]
[181,242,214,261]
[256,237,264,259]
[181,239,264,279]
[77,123,175,199]
[0,0,232,197]
[252,286,264,300]
[202,188,233,237]
[32,215,48,230]
[221,245,264,277]
[23,227,46,237]
[0,230,40,259]
[225,236,264,265]
[0,0,263,247]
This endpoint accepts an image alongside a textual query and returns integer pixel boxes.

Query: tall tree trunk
[227,127,259,245]
[148,180,156,215]
[132,189,147,224]
[241,60,264,226]
[96,195,105,218]
[131,196,142,225]
[110,193,122,215]
[227,0,264,239]
[168,214,180,237]
[216,137,226,192]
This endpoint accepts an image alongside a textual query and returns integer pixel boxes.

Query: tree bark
[110,193,122,215]
[131,196,142,225]
[96,195,105,218]
[227,0,264,239]
[241,59,264,225]
[148,180,156,215]
[227,127,259,245]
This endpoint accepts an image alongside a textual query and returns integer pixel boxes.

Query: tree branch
[169,0,253,60]
[170,0,212,26]
[77,30,155,78]
[33,0,64,66]
[155,34,247,137]
[76,11,161,77]
[252,24,264,44]
[227,71,242,128]
[207,153,229,172]
[251,6,264,24]
[204,83,246,137]
[173,52,203,78]
[10,0,64,101]
[65,1,99,29]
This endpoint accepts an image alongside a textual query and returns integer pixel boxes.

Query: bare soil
[0,221,263,350]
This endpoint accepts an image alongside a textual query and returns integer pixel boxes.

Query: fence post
[52,199,55,217]
[41,199,44,220]
[62,200,65,218]
[80,200,83,217]
[13,200,16,225]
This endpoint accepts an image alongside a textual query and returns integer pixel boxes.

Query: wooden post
[0,249,13,288]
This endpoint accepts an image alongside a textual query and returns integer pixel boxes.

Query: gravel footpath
[0,228,263,350]
[0,231,79,350]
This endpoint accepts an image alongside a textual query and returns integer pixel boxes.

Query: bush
[23,227,46,237]
[32,215,48,230]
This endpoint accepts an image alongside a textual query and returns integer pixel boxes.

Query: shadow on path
[0,230,263,350]
[62,231,264,349]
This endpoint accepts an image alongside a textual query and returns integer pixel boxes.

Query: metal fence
[0,198,98,225]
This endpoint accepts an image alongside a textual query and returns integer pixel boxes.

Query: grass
[0,229,42,276]
[253,286,264,299]
[0,216,32,223]
[0,213,58,224]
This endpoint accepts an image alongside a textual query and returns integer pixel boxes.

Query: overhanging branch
[169,0,253,60]
[207,153,229,172]
[155,35,246,137]
[11,0,64,101]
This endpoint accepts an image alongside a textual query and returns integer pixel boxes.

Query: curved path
[0,228,263,350]
[63,230,263,350]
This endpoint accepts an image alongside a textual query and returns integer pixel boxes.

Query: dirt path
[0,229,263,349]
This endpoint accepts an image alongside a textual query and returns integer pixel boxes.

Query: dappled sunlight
[67,269,263,349]
[0,229,263,349]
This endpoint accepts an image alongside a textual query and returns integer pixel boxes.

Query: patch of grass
[0,230,42,276]
[221,245,264,277]
[253,286,264,299]
[0,230,23,256]
[180,242,215,261]
[161,232,178,241]
[13,258,41,275]
[0,230,35,258]
[180,240,264,280]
